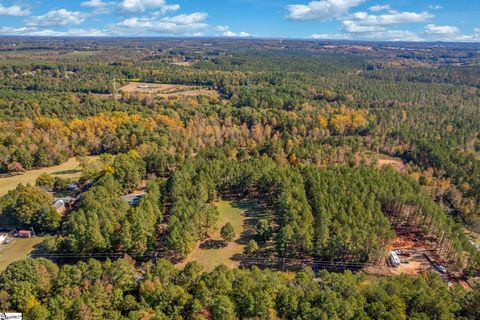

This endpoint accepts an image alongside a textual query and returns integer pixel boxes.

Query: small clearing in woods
[0,156,98,196]
[375,154,408,174]
[387,233,432,276]
[119,82,218,98]
[177,199,260,271]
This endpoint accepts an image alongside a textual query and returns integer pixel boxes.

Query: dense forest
[0,38,479,318]
[1,257,479,320]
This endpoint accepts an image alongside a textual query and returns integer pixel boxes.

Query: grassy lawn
[178,199,261,271]
[0,237,44,271]
[0,156,97,197]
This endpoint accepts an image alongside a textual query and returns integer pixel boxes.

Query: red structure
[17,229,34,238]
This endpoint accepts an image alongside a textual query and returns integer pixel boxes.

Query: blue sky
[0,0,479,41]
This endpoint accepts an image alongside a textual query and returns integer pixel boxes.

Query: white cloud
[216,25,229,32]
[342,20,383,32]
[349,11,433,26]
[287,0,364,21]
[312,24,480,42]
[311,33,349,39]
[424,24,459,35]
[362,29,423,41]
[116,12,208,35]
[26,9,86,27]
[312,29,424,41]
[429,5,442,10]
[81,0,115,14]
[215,25,250,37]
[0,3,30,16]
[162,12,207,24]
[81,0,108,7]
[223,30,250,37]
[119,0,180,13]
[0,26,113,37]
[369,4,390,12]
[342,10,433,34]
[421,26,480,42]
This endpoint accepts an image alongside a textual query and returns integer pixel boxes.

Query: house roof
[121,192,145,205]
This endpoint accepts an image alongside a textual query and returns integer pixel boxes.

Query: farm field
[0,156,97,196]
[119,82,218,98]
[177,199,261,271]
[0,237,44,271]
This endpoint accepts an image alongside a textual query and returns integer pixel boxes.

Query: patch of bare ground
[119,82,218,98]
[387,234,432,276]
[377,156,408,174]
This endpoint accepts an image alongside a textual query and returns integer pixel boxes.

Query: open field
[119,82,218,98]
[178,199,261,271]
[0,237,44,271]
[362,151,408,174]
[0,156,97,196]
[377,156,408,174]
[363,151,409,174]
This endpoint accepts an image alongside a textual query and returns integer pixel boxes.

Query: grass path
[0,156,97,196]
[177,199,258,271]
[0,237,44,271]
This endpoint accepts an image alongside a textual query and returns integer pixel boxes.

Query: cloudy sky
[0,0,479,41]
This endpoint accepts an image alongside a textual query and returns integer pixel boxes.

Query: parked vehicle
[389,251,401,268]
[433,263,447,274]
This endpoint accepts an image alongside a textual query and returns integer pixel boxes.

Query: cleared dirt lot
[377,156,408,174]
[388,234,432,275]
[119,82,218,98]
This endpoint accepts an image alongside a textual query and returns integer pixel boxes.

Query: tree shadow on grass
[200,239,227,250]
[52,169,81,175]
[231,198,273,246]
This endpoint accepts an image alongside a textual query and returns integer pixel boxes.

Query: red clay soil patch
[388,233,432,276]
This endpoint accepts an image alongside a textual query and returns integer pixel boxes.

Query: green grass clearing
[178,199,262,271]
[0,156,97,197]
[0,237,44,271]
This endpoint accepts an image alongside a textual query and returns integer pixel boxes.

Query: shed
[17,229,34,238]
[53,199,66,213]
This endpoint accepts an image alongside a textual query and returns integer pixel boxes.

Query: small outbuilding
[17,229,34,238]
[53,199,66,214]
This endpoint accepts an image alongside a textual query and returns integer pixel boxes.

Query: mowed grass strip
[0,237,44,271]
[178,200,248,271]
[0,156,97,197]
